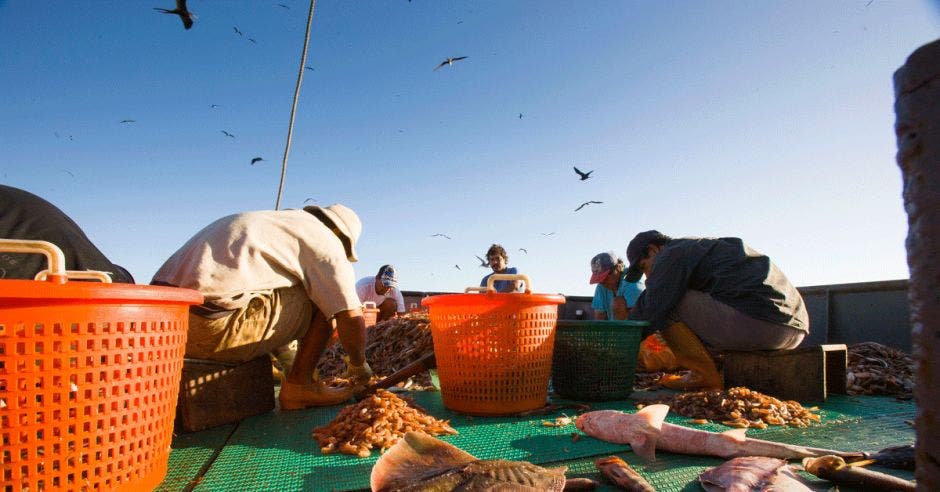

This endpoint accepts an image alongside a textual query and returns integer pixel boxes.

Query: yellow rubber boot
[658,321,723,391]
[279,370,353,410]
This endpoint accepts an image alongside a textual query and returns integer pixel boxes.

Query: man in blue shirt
[480,244,523,293]
[590,251,645,320]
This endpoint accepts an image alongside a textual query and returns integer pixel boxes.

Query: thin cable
[275,0,316,210]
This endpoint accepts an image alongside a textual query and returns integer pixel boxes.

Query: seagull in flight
[573,166,593,181]
[518,248,528,254]
[304,198,317,204]
[434,56,468,71]
[518,113,523,119]
[210,104,220,108]
[154,0,194,30]
[454,264,461,270]
[278,3,290,9]
[233,26,243,36]
[575,201,603,212]
[120,119,136,123]
[431,233,452,240]
[221,130,236,138]
[541,232,555,236]
[248,38,257,44]
[475,255,488,267]
[250,157,264,165]
[304,65,315,71]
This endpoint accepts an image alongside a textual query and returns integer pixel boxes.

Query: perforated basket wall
[551,320,646,401]
[422,292,565,416]
[0,279,201,492]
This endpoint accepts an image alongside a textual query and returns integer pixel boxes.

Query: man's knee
[377,298,397,320]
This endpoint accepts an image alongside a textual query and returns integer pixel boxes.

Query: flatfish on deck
[370,431,566,491]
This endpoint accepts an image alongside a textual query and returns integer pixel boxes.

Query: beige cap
[304,203,362,262]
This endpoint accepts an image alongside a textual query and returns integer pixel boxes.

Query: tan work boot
[658,321,723,391]
[279,380,352,410]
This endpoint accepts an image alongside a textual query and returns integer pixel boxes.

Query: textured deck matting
[162,392,915,491]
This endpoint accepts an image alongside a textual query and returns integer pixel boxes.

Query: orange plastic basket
[362,302,380,328]
[421,274,565,416]
[0,239,202,492]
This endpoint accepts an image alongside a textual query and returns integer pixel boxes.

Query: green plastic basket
[551,320,647,401]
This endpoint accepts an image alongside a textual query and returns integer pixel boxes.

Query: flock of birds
[431,167,601,271]
[150,1,607,273]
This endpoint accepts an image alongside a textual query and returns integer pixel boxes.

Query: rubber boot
[279,370,353,410]
[658,321,723,391]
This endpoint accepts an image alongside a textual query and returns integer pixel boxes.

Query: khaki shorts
[185,286,314,363]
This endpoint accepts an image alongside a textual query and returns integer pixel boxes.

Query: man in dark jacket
[0,185,134,283]
[625,230,809,390]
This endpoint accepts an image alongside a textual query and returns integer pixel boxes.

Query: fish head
[576,405,670,462]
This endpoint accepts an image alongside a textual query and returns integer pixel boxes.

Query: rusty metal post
[894,38,940,490]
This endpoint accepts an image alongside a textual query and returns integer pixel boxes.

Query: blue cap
[378,264,398,287]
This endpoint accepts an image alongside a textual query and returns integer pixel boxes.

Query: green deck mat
[157,423,237,491]
[167,391,914,491]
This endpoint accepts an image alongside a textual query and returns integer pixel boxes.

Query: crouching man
[152,203,373,409]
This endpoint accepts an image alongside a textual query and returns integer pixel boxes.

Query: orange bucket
[0,239,202,492]
[422,274,564,416]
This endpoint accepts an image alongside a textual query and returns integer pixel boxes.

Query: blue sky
[1,1,937,296]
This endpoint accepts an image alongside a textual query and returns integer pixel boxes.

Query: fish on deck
[699,456,811,491]
[370,431,567,491]
[802,455,916,492]
[575,404,863,462]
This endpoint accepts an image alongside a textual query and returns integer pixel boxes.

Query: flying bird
[433,56,468,71]
[573,166,593,181]
[119,119,136,123]
[248,38,257,44]
[475,255,488,267]
[250,157,264,165]
[278,3,290,9]
[154,0,194,30]
[210,104,220,108]
[304,65,315,71]
[519,248,528,254]
[454,264,461,270]
[303,198,317,204]
[221,130,235,138]
[233,26,243,36]
[575,201,603,212]
[541,232,555,236]
[518,113,523,119]
[431,233,452,240]
[62,169,75,178]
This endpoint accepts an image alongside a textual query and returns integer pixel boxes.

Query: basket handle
[0,238,113,284]
[465,273,532,294]
[34,269,113,283]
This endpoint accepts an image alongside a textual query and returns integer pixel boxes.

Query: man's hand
[345,359,373,392]
[611,296,628,320]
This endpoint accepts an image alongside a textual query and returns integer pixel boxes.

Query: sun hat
[589,251,619,284]
[304,204,362,262]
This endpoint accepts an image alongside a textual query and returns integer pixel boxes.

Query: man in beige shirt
[152,204,372,410]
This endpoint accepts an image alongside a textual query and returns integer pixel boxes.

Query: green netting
[168,392,915,492]
[157,423,237,491]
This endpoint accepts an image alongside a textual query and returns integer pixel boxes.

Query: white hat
[304,203,361,262]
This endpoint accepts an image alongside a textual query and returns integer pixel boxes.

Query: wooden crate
[720,344,848,402]
[175,355,275,432]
